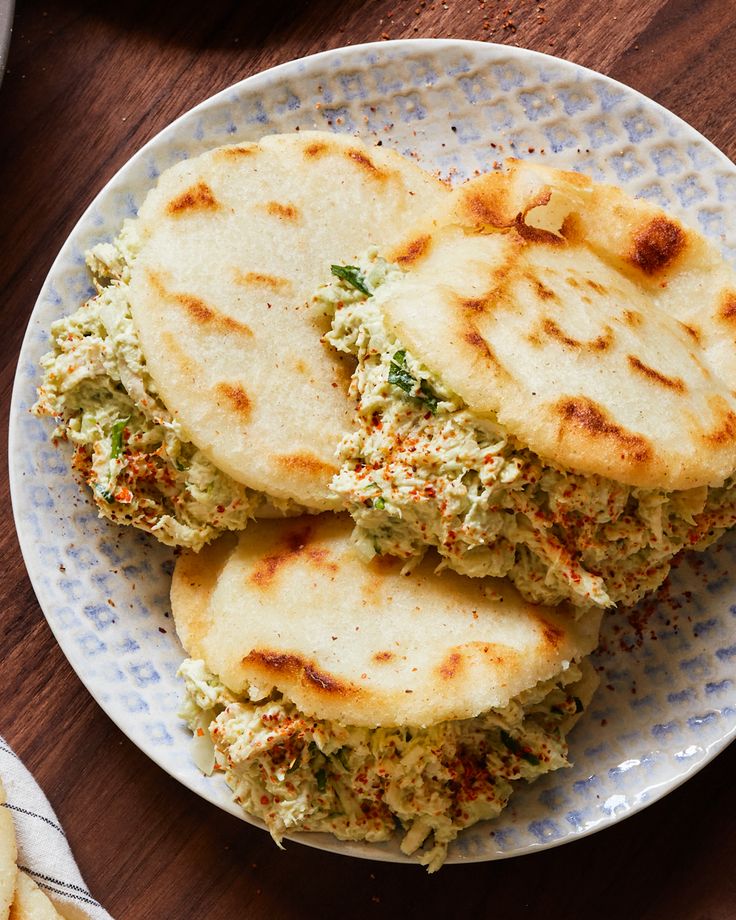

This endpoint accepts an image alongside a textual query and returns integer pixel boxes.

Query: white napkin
[0,736,113,920]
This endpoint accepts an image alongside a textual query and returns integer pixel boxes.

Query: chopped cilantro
[418,384,439,414]
[388,350,439,414]
[330,264,371,296]
[373,496,386,510]
[388,350,415,393]
[110,417,129,459]
[316,768,327,792]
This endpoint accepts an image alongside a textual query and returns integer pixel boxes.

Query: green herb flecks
[500,729,541,766]
[330,264,371,296]
[110,417,129,459]
[373,496,386,510]
[95,483,115,503]
[388,350,439,414]
[316,768,327,793]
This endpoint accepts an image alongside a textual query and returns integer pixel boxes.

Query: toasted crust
[129,133,450,509]
[379,160,736,489]
[172,515,601,727]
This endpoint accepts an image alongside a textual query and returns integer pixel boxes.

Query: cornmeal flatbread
[129,132,450,509]
[392,160,736,489]
[174,515,600,871]
[35,133,450,547]
[323,160,736,608]
[173,514,600,726]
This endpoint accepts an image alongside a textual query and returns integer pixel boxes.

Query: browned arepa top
[380,159,736,490]
[172,514,601,728]
[129,132,450,510]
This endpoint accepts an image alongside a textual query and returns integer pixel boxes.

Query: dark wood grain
[2,1,736,917]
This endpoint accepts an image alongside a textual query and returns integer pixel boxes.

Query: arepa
[34,132,449,548]
[174,514,600,870]
[129,132,450,510]
[323,160,736,608]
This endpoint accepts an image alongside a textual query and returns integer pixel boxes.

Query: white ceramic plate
[10,39,736,865]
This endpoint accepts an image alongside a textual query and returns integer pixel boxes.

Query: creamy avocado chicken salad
[33,226,274,550]
[319,252,736,611]
[180,657,589,873]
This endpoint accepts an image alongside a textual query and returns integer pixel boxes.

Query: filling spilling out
[319,252,736,610]
[179,658,589,873]
[33,227,295,550]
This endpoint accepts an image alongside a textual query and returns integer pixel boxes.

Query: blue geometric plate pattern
[9,39,736,864]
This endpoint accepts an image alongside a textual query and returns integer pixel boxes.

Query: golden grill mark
[249,526,337,588]
[304,141,329,158]
[717,290,736,326]
[629,216,685,275]
[160,331,196,377]
[265,201,300,220]
[148,272,253,337]
[533,279,558,301]
[235,269,291,291]
[461,189,508,227]
[216,144,259,158]
[679,321,702,343]
[346,148,386,178]
[538,618,563,651]
[438,651,463,680]
[394,234,432,266]
[555,397,652,463]
[462,329,507,374]
[243,650,353,696]
[627,355,685,392]
[702,399,736,446]
[166,182,219,215]
[541,318,613,352]
[274,452,338,477]
[459,297,491,313]
[622,309,644,327]
[215,383,252,419]
[176,293,253,336]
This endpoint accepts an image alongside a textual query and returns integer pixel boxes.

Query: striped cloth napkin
[0,736,113,919]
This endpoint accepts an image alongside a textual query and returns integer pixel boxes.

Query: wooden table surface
[2,1,736,917]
